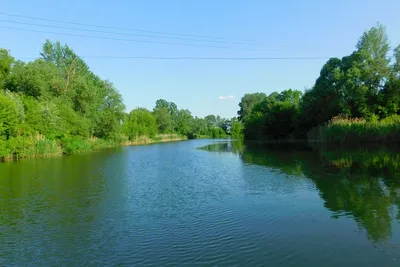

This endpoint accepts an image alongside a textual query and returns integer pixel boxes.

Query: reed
[309,114,400,145]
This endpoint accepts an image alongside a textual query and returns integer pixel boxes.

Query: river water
[0,139,399,266]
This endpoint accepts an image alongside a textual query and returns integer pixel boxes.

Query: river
[0,139,399,266]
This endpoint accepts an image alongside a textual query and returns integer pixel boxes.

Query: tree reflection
[199,141,400,242]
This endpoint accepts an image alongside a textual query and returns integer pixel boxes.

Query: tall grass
[0,135,120,161]
[1,132,188,162]
[309,114,400,145]
[121,133,186,146]
[61,137,119,154]
[1,134,62,161]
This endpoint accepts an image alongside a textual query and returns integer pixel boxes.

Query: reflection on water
[0,149,116,266]
[1,140,399,266]
[199,141,400,242]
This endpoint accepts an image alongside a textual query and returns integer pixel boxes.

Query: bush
[309,114,400,145]
[61,137,93,154]
[1,135,62,161]
[61,136,118,155]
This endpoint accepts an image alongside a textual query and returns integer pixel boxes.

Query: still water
[0,139,399,266]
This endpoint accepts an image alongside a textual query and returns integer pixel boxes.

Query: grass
[120,133,187,146]
[0,135,120,162]
[1,132,189,162]
[308,114,400,145]
[1,134,62,161]
[61,137,119,154]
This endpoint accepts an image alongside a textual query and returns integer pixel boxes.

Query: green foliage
[0,135,62,160]
[242,89,302,140]
[176,109,193,136]
[0,40,127,161]
[237,93,266,122]
[151,99,231,139]
[5,59,63,98]
[0,49,14,89]
[153,99,174,133]
[239,23,400,144]
[229,118,243,139]
[61,137,93,154]
[0,40,234,161]
[61,137,118,155]
[0,91,19,140]
[124,108,158,140]
[310,115,400,145]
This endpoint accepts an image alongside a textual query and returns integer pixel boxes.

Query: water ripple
[0,140,399,266]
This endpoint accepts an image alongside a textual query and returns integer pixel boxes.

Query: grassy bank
[308,115,400,145]
[0,135,120,162]
[120,134,187,146]
[0,133,192,162]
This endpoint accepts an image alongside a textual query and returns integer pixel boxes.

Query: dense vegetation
[238,23,400,144]
[0,41,238,161]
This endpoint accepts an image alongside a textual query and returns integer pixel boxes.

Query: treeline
[0,41,127,159]
[122,99,243,142]
[0,41,239,160]
[238,23,400,144]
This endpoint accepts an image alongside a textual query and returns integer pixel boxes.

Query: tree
[0,91,19,140]
[237,93,267,122]
[205,114,217,128]
[153,99,179,134]
[124,108,157,140]
[393,45,400,75]
[230,118,243,138]
[41,40,90,94]
[219,118,230,134]
[0,49,14,89]
[176,109,193,136]
[242,89,302,140]
[191,117,208,136]
[356,23,390,77]
[5,59,63,98]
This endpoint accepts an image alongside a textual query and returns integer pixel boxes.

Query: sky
[1,0,400,118]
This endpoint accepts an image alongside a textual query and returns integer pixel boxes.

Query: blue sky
[2,0,400,118]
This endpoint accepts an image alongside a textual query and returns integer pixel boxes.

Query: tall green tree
[230,118,243,138]
[153,99,173,133]
[124,108,157,140]
[176,109,193,136]
[237,93,267,122]
[0,91,19,140]
[5,59,63,98]
[0,49,14,90]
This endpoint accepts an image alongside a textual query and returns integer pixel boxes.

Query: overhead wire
[16,56,330,60]
[0,12,330,61]
[0,25,285,51]
[0,19,285,47]
[0,12,278,46]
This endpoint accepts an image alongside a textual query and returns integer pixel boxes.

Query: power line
[0,25,284,51]
[17,56,330,60]
[82,56,329,60]
[0,12,276,46]
[0,19,285,48]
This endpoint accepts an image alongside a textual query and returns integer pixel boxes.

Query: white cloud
[218,95,235,100]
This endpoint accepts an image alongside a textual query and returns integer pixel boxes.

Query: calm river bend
[0,139,399,266]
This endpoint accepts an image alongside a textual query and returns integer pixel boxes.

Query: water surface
[0,139,399,266]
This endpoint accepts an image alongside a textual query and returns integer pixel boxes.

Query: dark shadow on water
[198,140,400,242]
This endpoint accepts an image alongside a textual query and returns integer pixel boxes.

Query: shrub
[309,114,400,145]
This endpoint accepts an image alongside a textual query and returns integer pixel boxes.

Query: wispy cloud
[218,95,235,100]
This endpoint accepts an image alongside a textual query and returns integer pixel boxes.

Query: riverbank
[0,134,189,162]
[120,134,187,146]
[241,115,400,146]
[0,136,119,162]
[307,115,400,145]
